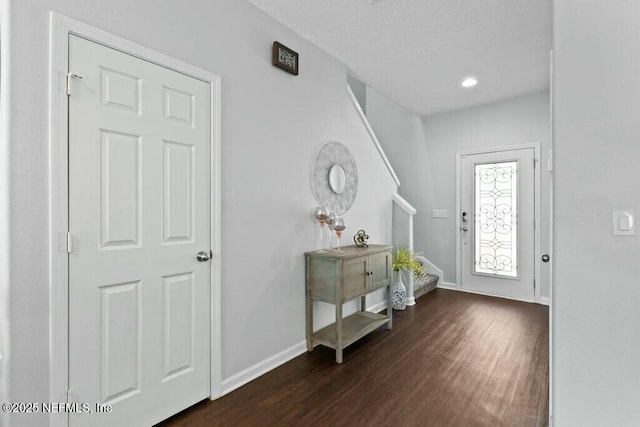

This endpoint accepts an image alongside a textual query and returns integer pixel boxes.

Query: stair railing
[392,193,417,305]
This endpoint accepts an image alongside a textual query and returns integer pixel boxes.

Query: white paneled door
[460,148,535,302]
[68,35,211,426]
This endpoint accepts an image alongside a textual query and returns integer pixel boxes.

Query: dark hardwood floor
[158,289,549,427]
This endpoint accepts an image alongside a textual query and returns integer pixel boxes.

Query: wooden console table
[304,244,393,363]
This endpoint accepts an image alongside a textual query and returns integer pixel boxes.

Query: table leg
[387,284,393,330]
[336,302,343,363]
[306,295,313,352]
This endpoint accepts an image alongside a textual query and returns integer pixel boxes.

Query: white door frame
[455,143,542,304]
[48,13,222,427]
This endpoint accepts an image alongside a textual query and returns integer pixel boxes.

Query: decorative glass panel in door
[474,161,518,278]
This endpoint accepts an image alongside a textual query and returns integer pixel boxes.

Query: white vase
[402,268,416,306]
[391,270,407,310]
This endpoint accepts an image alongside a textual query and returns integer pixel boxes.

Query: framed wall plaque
[272,41,299,76]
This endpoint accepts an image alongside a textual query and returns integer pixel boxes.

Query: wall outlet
[432,209,448,218]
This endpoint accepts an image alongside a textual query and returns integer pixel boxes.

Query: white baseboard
[437,283,551,306]
[220,299,390,397]
[449,286,537,304]
[368,299,387,313]
[437,282,457,290]
[220,340,307,396]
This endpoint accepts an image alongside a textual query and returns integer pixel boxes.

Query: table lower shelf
[312,311,390,350]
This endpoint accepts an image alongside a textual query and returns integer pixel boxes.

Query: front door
[460,148,535,302]
[68,34,212,426]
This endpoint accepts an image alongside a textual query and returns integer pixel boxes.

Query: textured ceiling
[247,0,552,117]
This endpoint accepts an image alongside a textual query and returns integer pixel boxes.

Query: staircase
[414,273,439,299]
[392,195,440,302]
[347,82,441,302]
[414,255,441,299]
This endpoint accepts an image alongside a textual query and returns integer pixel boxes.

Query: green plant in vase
[392,246,425,277]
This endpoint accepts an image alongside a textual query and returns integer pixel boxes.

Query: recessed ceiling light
[461,77,478,88]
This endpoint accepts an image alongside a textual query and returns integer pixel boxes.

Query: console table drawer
[368,250,391,291]
[343,256,368,301]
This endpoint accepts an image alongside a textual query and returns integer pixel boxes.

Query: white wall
[553,1,640,424]
[0,1,12,426]
[420,92,551,297]
[365,87,431,253]
[364,87,551,299]
[2,1,397,425]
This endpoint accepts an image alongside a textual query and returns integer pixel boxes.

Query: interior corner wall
[347,75,367,114]
[420,92,551,294]
[553,1,640,424]
[5,1,397,425]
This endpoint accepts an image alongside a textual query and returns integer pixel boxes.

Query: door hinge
[533,278,536,290]
[66,232,73,254]
[66,73,83,96]
[533,218,536,230]
[533,158,538,169]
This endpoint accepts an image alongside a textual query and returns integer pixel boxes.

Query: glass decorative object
[325,211,337,251]
[313,206,329,253]
[333,217,346,253]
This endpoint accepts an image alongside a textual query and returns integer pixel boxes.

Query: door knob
[541,253,550,263]
[197,251,211,262]
[462,226,469,232]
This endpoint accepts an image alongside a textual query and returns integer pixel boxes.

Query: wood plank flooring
[158,289,549,427]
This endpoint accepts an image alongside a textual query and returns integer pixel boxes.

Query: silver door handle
[197,251,211,262]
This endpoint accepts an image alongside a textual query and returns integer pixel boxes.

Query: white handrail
[392,193,416,215]
[392,193,416,304]
[346,84,401,186]
[392,193,415,253]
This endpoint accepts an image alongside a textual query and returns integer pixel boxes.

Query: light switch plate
[432,209,448,219]
[613,211,635,236]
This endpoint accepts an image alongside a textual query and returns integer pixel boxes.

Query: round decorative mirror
[328,164,347,194]
[311,142,358,215]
